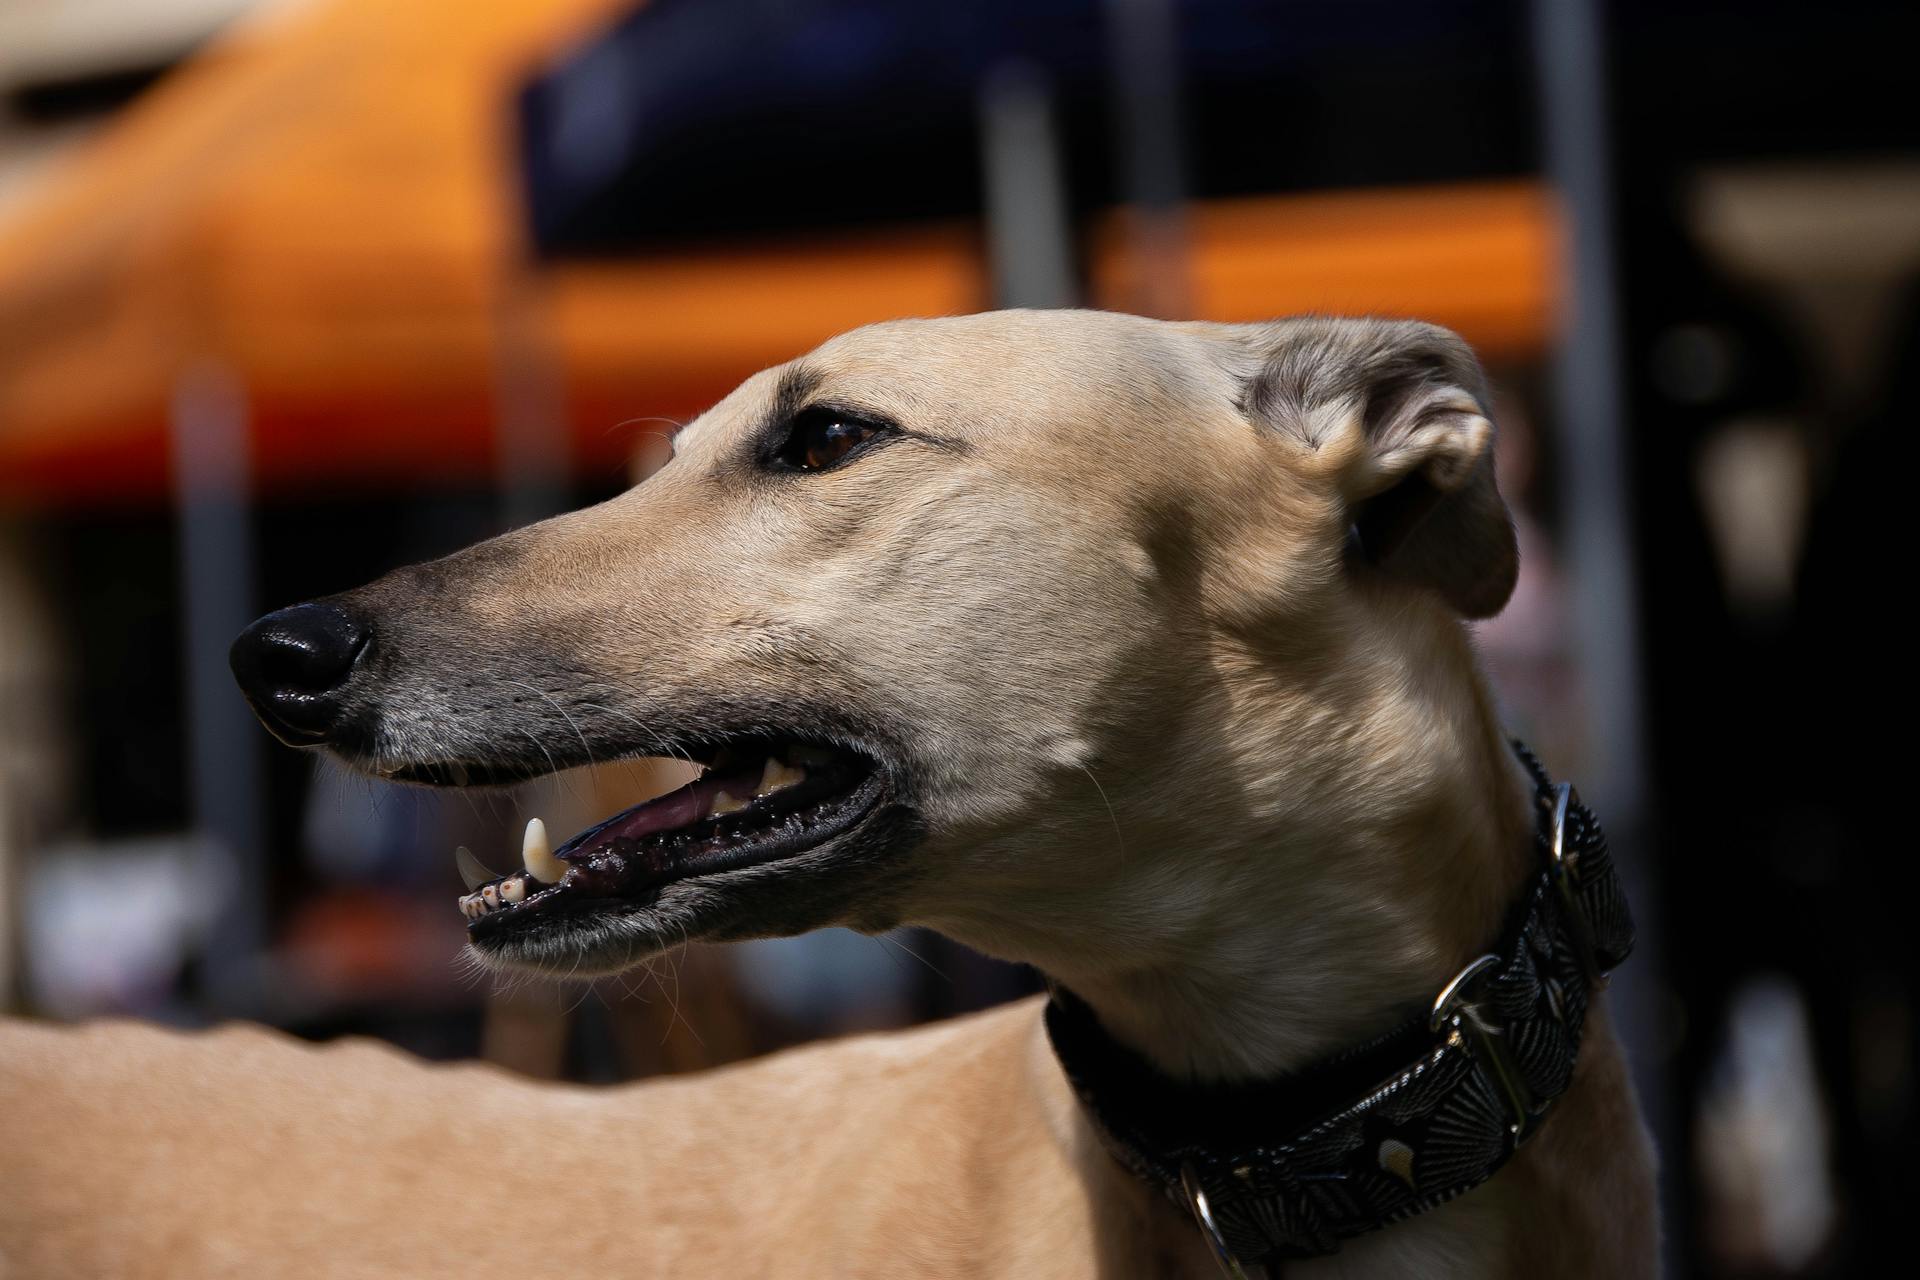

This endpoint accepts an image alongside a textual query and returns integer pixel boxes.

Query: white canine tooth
[481,884,500,908]
[499,877,526,904]
[455,845,497,891]
[756,759,805,796]
[711,790,747,815]
[522,817,567,885]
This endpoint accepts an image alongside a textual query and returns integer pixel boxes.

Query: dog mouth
[446,737,884,940]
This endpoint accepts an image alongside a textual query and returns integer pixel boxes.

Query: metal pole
[1528,0,1673,1263]
[978,60,1078,311]
[492,273,573,532]
[1104,0,1190,317]
[170,361,266,1010]
[1530,0,1646,819]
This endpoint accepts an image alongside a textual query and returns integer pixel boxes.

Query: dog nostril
[230,602,370,744]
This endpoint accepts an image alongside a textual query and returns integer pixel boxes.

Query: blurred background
[0,0,1911,1273]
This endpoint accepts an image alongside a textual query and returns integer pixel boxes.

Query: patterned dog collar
[1044,741,1634,1272]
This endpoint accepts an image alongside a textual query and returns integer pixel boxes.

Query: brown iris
[773,409,885,472]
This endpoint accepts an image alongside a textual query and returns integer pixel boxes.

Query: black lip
[465,762,888,941]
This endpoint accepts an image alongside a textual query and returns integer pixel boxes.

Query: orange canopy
[0,0,1558,507]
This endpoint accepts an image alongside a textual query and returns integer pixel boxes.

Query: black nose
[229,602,370,745]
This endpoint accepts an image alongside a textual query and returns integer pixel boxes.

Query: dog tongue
[553,767,757,863]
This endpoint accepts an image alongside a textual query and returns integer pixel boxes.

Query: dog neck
[947,597,1539,1085]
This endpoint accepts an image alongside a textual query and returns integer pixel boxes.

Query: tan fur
[0,310,1656,1277]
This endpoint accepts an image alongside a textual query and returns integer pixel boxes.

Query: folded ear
[1242,317,1519,619]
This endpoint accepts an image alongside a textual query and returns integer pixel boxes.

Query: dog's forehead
[680,311,1242,450]
[805,311,1228,403]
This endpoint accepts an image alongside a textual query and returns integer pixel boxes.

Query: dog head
[231,310,1516,979]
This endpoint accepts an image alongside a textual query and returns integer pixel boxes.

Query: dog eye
[770,408,888,472]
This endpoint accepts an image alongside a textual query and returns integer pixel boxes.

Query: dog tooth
[522,817,566,885]
[454,845,497,891]
[481,884,501,908]
[756,759,805,795]
[711,790,747,815]
[499,876,526,904]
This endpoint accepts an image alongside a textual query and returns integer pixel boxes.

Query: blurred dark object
[518,0,1537,253]
[519,0,1917,259]
[1597,3,1918,1266]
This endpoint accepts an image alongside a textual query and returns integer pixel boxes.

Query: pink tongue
[563,767,759,853]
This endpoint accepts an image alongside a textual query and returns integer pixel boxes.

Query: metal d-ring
[1429,954,1502,1033]
[1546,781,1608,987]
[1548,781,1573,869]
[1181,1162,1253,1280]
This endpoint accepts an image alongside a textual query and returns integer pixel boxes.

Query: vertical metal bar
[489,260,582,1059]
[978,60,1078,311]
[1529,0,1645,820]
[170,362,265,1010]
[1528,0,1672,1264]
[0,767,14,1006]
[1104,0,1190,316]
[492,273,572,532]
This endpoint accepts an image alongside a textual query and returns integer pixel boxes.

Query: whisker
[1079,764,1126,866]
[874,930,951,984]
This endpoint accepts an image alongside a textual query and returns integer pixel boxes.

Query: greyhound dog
[1,311,1656,1277]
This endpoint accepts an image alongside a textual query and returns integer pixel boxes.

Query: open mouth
[450,737,883,938]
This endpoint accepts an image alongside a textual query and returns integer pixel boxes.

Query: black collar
[1044,741,1634,1272]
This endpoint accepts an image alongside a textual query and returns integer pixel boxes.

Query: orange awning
[1092,181,1559,359]
[0,0,633,504]
[0,0,1558,508]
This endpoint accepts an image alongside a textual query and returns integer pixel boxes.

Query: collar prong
[1430,953,1540,1144]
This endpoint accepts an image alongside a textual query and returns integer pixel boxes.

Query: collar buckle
[1429,953,1542,1146]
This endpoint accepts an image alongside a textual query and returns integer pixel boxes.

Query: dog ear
[1243,317,1519,619]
